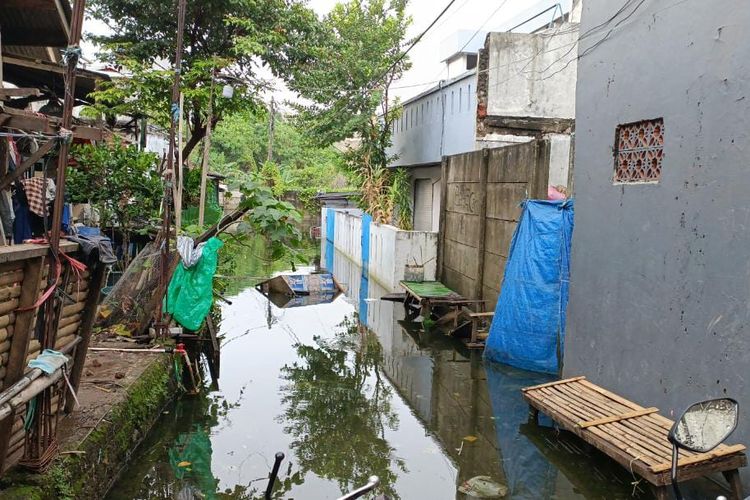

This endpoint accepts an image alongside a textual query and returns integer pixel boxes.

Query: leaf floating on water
[178,461,192,467]
[463,435,478,443]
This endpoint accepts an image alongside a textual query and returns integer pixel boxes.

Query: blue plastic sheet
[484,200,574,374]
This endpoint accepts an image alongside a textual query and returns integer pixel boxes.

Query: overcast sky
[82,0,570,108]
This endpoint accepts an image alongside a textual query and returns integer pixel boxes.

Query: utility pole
[266,97,275,165]
[198,72,216,227]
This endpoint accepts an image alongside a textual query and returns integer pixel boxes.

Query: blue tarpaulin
[484,199,574,374]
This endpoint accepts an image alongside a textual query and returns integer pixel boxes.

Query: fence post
[474,149,490,301]
[65,261,108,413]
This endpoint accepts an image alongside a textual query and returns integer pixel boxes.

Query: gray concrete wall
[485,25,578,120]
[564,0,750,486]
[439,140,549,311]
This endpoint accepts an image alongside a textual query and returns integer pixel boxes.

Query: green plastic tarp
[166,237,223,331]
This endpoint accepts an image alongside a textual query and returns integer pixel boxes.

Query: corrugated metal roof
[0,0,71,47]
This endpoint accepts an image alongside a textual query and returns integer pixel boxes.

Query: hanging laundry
[0,190,14,238]
[7,138,20,172]
[20,178,56,218]
[12,190,32,244]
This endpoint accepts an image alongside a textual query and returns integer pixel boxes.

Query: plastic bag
[166,237,223,331]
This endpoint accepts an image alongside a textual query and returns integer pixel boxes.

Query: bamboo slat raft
[523,377,747,499]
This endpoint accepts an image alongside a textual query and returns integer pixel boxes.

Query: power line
[371,0,458,89]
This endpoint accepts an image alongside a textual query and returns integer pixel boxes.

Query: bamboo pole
[198,72,216,227]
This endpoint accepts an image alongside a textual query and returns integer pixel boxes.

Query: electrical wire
[369,0,459,90]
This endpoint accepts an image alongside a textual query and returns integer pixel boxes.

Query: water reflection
[279,317,403,498]
[108,246,693,499]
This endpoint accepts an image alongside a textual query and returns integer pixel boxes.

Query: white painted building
[386,0,582,232]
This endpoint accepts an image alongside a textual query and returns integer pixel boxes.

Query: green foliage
[389,167,412,230]
[68,140,162,231]
[88,0,323,157]
[280,0,412,226]
[208,110,349,206]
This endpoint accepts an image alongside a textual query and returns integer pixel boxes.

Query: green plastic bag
[166,237,223,331]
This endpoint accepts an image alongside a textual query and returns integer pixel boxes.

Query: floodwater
[107,246,726,499]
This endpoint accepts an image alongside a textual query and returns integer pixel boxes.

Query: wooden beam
[578,408,659,428]
[0,255,45,471]
[649,445,747,473]
[0,110,107,141]
[0,88,41,98]
[65,260,107,413]
[53,0,71,40]
[521,376,586,392]
[0,138,57,192]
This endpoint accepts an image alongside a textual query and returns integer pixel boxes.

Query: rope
[16,239,87,312]
[61,46,82,68]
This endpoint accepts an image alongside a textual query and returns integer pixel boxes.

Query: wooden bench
[464,310,493,347]
[523,377,747,499]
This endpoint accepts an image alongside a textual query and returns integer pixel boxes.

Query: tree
[68,140,162,265]
[280,0,412,226]
[87,0,324,160]
[208,110,350,203]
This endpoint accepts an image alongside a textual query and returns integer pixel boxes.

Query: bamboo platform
[400,281,485,332]
[523,377,747,499]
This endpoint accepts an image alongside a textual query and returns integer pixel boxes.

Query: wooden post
[0,256,44,471]
[198,74,216,228]
[175,92,184,232]
[65,261,107,413]
[474,149,489,302]
[722,469,744,500]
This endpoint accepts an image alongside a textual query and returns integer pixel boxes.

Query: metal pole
[158,0,187,334]
[198,72,216,227]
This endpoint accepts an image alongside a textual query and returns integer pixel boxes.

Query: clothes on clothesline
[12,189,32,244]
[19,177,55,218]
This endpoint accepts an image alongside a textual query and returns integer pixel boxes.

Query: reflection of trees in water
[279,315,404,498]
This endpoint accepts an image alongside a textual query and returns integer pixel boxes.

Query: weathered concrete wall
[485,26,578,120]
[439,140,549,310]
[564,0,750,487]
[369,223,437,292]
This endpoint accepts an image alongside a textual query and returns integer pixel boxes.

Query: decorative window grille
[614,118,664,183]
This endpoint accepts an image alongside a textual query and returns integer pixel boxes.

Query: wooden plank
[578,379,643,410]
[0,88,42,98]
[650,445,747,473]
[579,408,659,428]
[0,138,57,192]
[522,376,585,392]
[524,391,655,480]
[65,261,107,413]
[467,311,494,318]
[0,255,44,471]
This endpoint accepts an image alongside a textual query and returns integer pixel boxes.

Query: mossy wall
[0,355,176,500]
